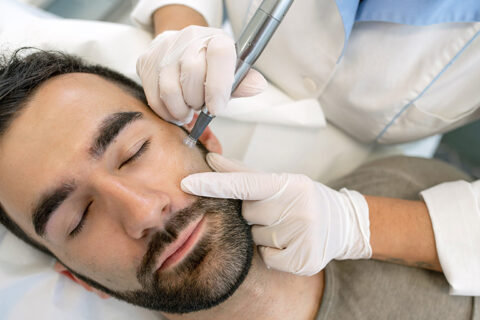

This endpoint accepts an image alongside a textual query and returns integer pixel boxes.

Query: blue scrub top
[335,0,480,56]
[356,0,480,26]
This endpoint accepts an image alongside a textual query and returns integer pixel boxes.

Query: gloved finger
[248,211,301,238]
[180,39,207,110]
[206,153,258,173]
[181,172,288,200]
[204,34,236,115]
[136,55,179,124]
[144,93,179,125]
[159,63,193,123]
[257,246,293,273]
[231,69,268,98]
[258,246,316,276]
[251,225,285,248]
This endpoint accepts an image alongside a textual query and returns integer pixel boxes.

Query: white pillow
[0,224,161,319]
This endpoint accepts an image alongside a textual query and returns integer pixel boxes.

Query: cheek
[56,223,145,291]
[149,138,209,190]
[171,142,211,177]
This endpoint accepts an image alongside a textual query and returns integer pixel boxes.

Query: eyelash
[69,139,151,238]
[70,201,92,238]
[119,139,151,169]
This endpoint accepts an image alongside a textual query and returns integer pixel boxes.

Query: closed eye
[69,201,92,238]
[119,139,151,169]
[69,140,151,239]
[68,140,151,239]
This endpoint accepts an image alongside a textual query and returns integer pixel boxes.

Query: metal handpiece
[183,0,294,148]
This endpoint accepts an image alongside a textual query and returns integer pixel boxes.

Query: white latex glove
[181,153,372,276]
[137,25,268,125]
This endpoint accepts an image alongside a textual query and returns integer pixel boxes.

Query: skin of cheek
[44,202,145,291]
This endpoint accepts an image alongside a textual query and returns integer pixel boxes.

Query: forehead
[0,73,151,229]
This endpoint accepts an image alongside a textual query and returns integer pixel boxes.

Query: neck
[163,252,324,320]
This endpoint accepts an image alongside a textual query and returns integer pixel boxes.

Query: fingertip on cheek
[180,178,195,194]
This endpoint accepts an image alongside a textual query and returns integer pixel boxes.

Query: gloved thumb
[258,246,293,274]
[231,69,268,98]
[259,246,315,276]
[206,153,258,173]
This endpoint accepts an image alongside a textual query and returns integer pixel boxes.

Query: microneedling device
[183,0,294,148]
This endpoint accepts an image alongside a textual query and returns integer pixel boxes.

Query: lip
[155,216,205,272]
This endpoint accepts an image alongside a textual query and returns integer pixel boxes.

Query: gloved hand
[137,25,267,125]
[181,153,372,276]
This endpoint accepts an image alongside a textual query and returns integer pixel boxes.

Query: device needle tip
[183,135,197,148]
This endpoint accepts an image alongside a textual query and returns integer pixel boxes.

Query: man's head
[0,49,253,313]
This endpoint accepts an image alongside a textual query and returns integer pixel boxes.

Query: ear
[54,262,110,299]
[184,114,223,154]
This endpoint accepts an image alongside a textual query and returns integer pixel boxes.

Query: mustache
[136,199,207,285]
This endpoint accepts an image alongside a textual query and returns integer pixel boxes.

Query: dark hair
[0,48,148,256]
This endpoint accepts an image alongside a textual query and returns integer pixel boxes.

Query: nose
[95,176,170,239]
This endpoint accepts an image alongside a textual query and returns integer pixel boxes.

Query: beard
[74,197,254,314]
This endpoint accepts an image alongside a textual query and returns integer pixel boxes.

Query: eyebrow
[32,111,143,237]
[89,111,143,159]
[33,181,76,237]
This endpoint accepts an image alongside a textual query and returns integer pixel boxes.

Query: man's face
[0,73,253,313]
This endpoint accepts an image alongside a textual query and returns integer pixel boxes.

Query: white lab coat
[131,0,480,295]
